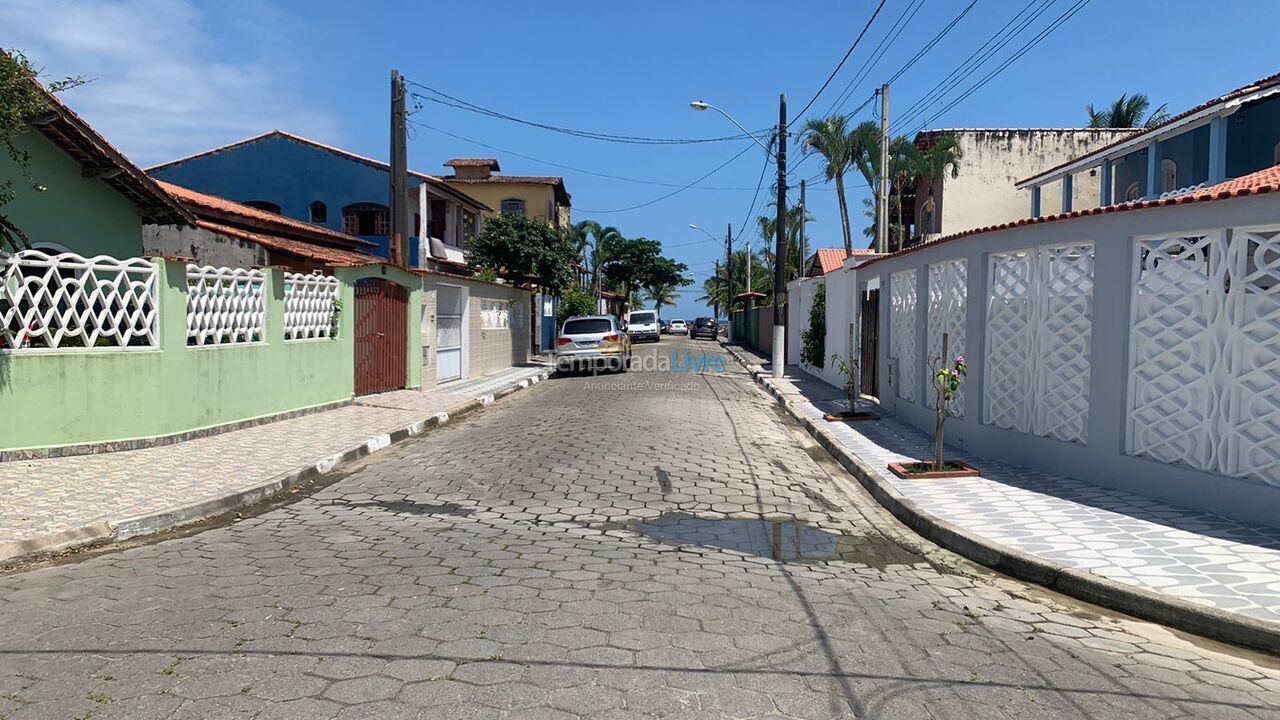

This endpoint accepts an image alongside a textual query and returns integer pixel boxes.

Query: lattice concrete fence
[0,253,421,455]
[835,192,1280,526]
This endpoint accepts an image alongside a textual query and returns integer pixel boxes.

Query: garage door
[436,285,464,383]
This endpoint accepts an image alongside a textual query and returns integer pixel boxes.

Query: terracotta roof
[442,175,571,206]
[1018,71,1280,187]
[445,158,500,170]
[811,248,873,275]
[16,65,195,227]
[158,181,376,248]
[859,163,1280,270]
[146,130,491,212]
[198,221,379,266]
[733,291,768,300]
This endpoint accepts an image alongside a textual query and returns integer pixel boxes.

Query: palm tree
[646,283,677,320]
[800,115,856,254]
[1086,93,1169,128]
[757,201,813,281]
[913,133,964,236]
[587,223,621,297]
[888,136,920,252]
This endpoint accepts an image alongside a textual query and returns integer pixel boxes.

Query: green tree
[800,115,856,255]
[1086,93,1169,128]
[888,136,920,252]
[1,50,85,252]
[801,281,826,368]
[467,213,576,292]
[645,282,677,320]
[912,133,964,236]
[556,285,597,323]
[757,200,813,284]
[586,222,621,296]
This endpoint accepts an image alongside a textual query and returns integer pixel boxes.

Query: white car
[626,310,661,343]
[668,319,688,335]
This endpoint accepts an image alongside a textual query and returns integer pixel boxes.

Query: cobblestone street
[1,338,1277,719]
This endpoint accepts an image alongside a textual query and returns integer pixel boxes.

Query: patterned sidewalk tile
[0,365,549,549]
[747,354,1280,627]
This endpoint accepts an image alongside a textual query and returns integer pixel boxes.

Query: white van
[625,310,661,343]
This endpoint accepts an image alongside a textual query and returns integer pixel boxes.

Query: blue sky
[5,0,1278,319]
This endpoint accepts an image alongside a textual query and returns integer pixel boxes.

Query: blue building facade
[147,131,487,266]
[1021,74,1280,213]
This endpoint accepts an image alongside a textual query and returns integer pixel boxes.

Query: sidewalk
[721,341,1280,654]
[0,364,551,565]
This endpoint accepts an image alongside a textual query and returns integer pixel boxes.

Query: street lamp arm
[690,101,773,153]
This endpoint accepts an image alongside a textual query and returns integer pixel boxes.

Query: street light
[689,101,773,153]
[691,96,787,378]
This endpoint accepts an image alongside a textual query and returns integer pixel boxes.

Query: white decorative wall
[186,264,265,346]
[0,249,158,350]
[984,242,1094,444]
[480,298,510,329]
[927,259,967,414]
[1127,226,1280,487]
[889,269,918,402]
[283,272,340,341]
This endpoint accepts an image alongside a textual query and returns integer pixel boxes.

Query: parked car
[690,317,718,340]
[669,319,688,335]
[556,315,631,373]
[660,320,671,335]
[626,310,661,343]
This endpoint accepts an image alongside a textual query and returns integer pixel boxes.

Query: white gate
[436,285,465,383]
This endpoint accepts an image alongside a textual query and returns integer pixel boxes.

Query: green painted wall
[0,259,423,451]
[0,130,144,258]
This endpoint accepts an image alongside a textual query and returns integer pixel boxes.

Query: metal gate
[354,279,408,396]
[436,284,464,383]
[859,288,879,397]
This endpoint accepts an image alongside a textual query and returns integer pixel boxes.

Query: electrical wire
[407,80,766,145]
[906,0,1093,134]
[825,0,927,117]
[788,0,889,126]
[575,141,758,214]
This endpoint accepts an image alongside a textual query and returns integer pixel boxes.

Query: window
[1161,159,1178,194]
[341,203,390,235]
[309,201,327,224]
[500,198,527,216]
[243,200,281,214]
[461,210,477,248]
[428,198,447,240]
[1125,182,1141,202]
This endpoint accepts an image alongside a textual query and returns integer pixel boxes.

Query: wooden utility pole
[799,178,807,278]
[713,260,721,319]
[876,83,890,255]
[389,70,409,266]
[772,93,787,378]
[725,223,734,341]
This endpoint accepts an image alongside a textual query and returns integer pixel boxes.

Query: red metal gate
[354,279,408,396]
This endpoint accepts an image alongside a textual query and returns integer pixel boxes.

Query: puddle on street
[333,500,473,516]
[631,512,921,568]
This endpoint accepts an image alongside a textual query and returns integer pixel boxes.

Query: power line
[734,135,777,244]
[407,80,766,145]
[896,0,1054,129]
[788,0,889,126]
[825,0,927,117]
[887,0,979,86]
[907,0,1093,134]
[575,142,758,214]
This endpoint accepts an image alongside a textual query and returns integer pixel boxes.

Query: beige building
[441,158,571,228]
[421,273,532,388]
[908,129,1137,240]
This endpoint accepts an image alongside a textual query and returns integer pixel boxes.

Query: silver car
[555,315,632,373]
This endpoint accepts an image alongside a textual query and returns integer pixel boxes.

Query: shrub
[800,282,825,368]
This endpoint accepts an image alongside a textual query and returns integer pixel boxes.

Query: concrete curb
[1,369,552,567]
[718,341,1280,656]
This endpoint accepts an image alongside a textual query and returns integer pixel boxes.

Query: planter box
[823,411,880,422]
[887,460,981,479]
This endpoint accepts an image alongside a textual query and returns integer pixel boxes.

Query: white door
[436,285,464,383]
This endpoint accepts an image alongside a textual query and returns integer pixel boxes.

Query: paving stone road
[1,337,1278,719]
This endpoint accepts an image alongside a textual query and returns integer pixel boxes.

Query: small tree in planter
[888,333,979,478]
[824,353,878,422]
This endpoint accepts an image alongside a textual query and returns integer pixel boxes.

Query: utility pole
[799,179,807,278]
[876,83,890,255]
[713,260,721,319]
[389,70,409,266]
[726,222,734,342]
[772,93,787,378]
